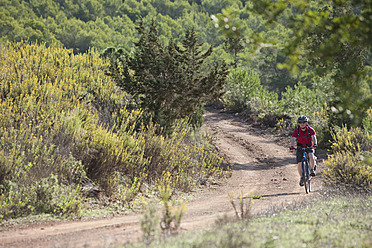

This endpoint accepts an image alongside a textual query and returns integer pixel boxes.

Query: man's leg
[297,162,304,186]
[308,153,315,170]
[297,162,302,177]
[308,152,316,176]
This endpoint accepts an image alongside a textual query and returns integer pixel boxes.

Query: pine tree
[105,20,228,129]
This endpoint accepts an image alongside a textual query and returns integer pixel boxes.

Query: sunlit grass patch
[127,189,372,248]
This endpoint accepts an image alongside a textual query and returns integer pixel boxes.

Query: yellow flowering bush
[330,126,371,154]
[0,41,225,220]
[323,124,372,189]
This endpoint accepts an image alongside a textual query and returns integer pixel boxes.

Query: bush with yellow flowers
[323,114,372,190]
[0,41,225,221]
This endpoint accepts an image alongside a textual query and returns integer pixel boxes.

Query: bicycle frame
[299,147,312,194]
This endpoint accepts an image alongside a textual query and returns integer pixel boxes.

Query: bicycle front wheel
[302,161,308,194]
[305,177,311,193]
[304,160,311,193]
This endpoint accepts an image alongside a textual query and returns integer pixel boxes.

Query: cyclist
[290,116,317,186]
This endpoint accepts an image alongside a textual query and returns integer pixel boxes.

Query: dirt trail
[0,107,323,248]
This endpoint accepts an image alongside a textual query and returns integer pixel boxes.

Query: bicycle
[297,147,314,194]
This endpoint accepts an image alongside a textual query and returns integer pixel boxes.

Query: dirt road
[0,107,323,248]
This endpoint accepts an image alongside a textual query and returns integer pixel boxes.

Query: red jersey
[292,126,316,146]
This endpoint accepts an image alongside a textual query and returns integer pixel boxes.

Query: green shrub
[222,69,284,121]
[140,203,160,244]
[222,69,261,112]
[188,104,205,130]
[281,82,322,121]
[323,126,372,189]
[106,23,228,131]
[329,126,371,154]
[323,150,372,189]
[0,41,226,220]
[277,82,330,146]
[248,87,283,120]
[132,120,224,191]
[363,107,372,135]
[0,174,82,220]
[157,176,187,235]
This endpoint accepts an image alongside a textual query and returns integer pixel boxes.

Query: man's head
[298,115,308,129]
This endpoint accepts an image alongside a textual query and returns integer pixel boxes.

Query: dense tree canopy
[1,0,371,125]
[104,21,228,128]
[213,0,372,124]
[0,0,304,91]
[0,0,233,53]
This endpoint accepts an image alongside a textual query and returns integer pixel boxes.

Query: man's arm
[312,135,317,146]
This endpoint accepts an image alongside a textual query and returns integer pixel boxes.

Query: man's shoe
[299,177,304,186]
[310,169,316,176]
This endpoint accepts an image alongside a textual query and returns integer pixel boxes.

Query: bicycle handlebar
[290,146,315,152]
[295,147,315,151]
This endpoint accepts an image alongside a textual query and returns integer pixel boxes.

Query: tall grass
[0,41,225,221]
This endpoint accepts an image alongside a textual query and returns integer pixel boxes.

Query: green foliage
[215,0,372,125]
[187,105,205,129]
[5,0,360,131]
[134,120,224,190]
[222,69,261,112]
[223,68,284,121]
[323,126,372,189]
[157,175,187,235]
[0,174,82,220]
[281,82,319,118]
[324,150,372,190]
[222,69,331,145]
[140,173,189,244]
[329,126,372,154]
[0,41,121,219]
[222,69,288,121]
[223,37,244,69]
[117,177,142,205]
[363,108,372,135]
[105,21,228,130]
[0,0,226,55]
[0,41,226,221]
[202,0,242,15]
[228,191,252,220]
[248,85,281,120]
[140,203,160,245]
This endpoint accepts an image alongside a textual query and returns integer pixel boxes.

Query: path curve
[0,107,322,248]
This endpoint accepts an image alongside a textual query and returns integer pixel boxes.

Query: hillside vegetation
[0,42,225,220]
[0,0,371,238]
[0,0,231,53]
[1,0,312,92]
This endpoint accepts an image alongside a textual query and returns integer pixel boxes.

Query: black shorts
[296,148,314,163]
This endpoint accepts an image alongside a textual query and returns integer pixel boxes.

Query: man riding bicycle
[290,116,317,186]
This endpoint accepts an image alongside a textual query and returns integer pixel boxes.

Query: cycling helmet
[298,115,308,122]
